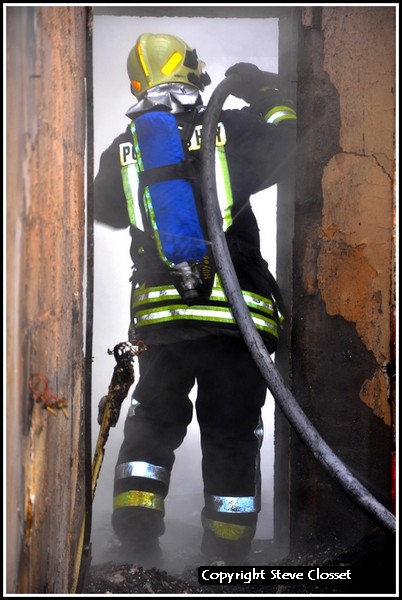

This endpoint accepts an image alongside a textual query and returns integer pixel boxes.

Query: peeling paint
[319,153,392,364]
[318,5,395,375]
[292,6,395,547]
[360,368,391,426]
[322,6,395,176]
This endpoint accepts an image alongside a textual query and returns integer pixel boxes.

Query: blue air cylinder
[132,111,207,268]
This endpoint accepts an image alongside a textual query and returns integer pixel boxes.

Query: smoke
[91,13,279,570]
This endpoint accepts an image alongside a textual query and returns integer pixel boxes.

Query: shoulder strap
[176,106,205,146]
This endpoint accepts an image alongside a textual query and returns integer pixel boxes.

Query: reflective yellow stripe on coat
[132,277,279,338]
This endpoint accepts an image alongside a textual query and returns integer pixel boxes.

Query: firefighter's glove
[225,63,278,104]
[225,62,280,106]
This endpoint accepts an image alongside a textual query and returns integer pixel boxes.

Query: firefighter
[94,33,297,565]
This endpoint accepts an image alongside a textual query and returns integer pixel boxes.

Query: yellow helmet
[127,33,211,99]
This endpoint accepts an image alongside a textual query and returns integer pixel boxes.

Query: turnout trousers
[112,334,268,557]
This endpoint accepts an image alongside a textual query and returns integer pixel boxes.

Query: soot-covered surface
[83,520,396,595]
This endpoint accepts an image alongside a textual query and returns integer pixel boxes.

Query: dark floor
[83,524,397,595]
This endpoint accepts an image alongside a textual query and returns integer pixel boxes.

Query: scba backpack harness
[133,111,211,302]
[120,110,283,343]
[121,110,228,303]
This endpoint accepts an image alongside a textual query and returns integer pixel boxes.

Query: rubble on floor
[83,527,396,595]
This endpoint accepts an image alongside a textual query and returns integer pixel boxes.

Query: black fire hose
[200,74,396,535]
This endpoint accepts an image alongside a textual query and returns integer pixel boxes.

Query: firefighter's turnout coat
[94,93,296,553]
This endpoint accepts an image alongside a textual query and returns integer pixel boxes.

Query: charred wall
[6,6,88,593]
[288,6,395,551]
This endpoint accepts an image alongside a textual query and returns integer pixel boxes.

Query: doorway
[91,8,288,569]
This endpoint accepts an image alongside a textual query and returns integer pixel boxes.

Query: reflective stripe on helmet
[137,41,151,80]
[113,490,165,512]
[161,51,183,75]
[204,494,261,514]
[264,105,297,125]
[115,461,170,486]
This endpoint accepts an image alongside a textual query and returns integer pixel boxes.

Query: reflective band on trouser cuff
[205,494,261,513]
[113,490,165,512]
[254,416,264,446]
[202,516,255,541]
[264,105,297,125]
[115,461,170,486]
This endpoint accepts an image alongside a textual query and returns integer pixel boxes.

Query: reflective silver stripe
[115,461,170,486]
[134,305,278,337]
[216,146,233,231]
[127,395,140,417]
[264,105,297,126]
[119,139,143,228]
[132,282,279,336]
[191,123,233,229]
[121,163,143,227]
[212,289,274,315]
[134,284,275,316]
[213,274,275,315]
[134,285,183,306]
[266,110,297,125]
[254,416,264,445]
[131,122,143,168]
[254,415,264,500]
[205,494,260,514]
